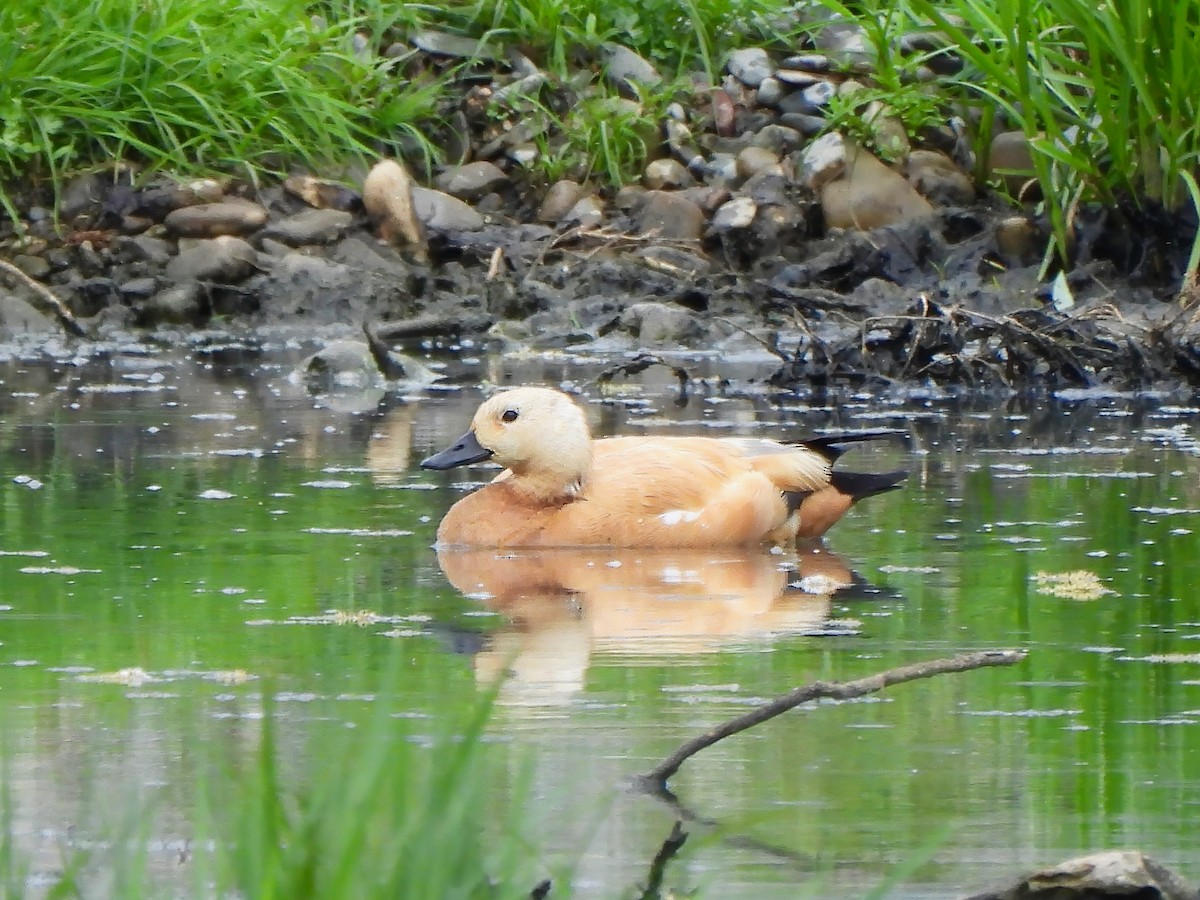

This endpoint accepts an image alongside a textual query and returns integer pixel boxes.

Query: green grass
[0,0,442,214]
[866,0,1200,281]
[5,0,1200,288]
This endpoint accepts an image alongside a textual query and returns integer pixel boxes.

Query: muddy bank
[2,23,1199,391]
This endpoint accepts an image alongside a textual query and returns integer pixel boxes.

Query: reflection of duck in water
[421,387,906,548]
[436,545,875,705]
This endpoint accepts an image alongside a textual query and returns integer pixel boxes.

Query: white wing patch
[659,509,702,526]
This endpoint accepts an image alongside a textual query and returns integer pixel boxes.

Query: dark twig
[637,821,689,900]
[634,650,1027,792]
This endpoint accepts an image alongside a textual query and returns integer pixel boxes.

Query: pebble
[643,159,694,190]
[260,209,354,246]
[163,199,268,238]
[726,48,774,87]
[434,161,508,200]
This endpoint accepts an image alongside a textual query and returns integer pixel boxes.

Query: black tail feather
[829,469,909,500]
[799,430,908,462]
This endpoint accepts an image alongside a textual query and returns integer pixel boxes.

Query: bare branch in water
[635,650,1027,792]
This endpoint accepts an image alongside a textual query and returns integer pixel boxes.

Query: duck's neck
[507,449,592,505]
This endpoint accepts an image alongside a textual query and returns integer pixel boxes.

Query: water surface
[3,343,1198,897]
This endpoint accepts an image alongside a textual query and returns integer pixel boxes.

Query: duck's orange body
[421,387,905,549]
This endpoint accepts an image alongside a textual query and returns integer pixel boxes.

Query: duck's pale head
[421,387,593,502]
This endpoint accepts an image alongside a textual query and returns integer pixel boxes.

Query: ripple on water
[19,565,101,575]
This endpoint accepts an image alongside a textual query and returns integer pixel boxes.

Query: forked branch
[635,649,1027,793]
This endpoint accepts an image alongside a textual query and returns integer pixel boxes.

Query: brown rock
[988,131,1039,199]
[163,199,268,238]
[736,146,783,180]
[362,159,424,247]
[283,175,359,211]
[537,180,587,223]
[636,192,705,241]
[643,158,694,190]
[820,146,934,230]
[903,149,975,206]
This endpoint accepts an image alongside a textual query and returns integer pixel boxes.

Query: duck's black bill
[421,430,494,470]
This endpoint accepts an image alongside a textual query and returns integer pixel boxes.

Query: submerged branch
[635,649,1027,792]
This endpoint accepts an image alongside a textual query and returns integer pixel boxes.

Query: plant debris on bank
[2,0,1200,391]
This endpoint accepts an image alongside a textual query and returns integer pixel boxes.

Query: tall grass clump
[0,0,442,211]
[2,690,545,899]
[192,692,542,899]
[899,0,1200,280]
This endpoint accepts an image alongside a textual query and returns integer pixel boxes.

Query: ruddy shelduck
[421,386,906,548]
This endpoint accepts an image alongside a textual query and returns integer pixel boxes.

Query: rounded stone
[163,199,268,238]
[643,158,694,190]
[726,48,774,87]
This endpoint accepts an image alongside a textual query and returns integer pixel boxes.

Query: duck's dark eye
[501,409,519,423]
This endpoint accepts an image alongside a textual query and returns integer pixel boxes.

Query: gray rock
[299,340,384,391]
[706,153,740,184]
[434,161,508,200]
[636,192,705,241]
[601,43,662,91]
[751,124,803,154]
[112,234,174,266]
[620,302,702,345]
[537,180,587,223]
[710,196,758,232]
[756,77,784,107]
[249,252,413,324]
[899,33,962,75]
[778,113,827,136]
[0,294,55,335]
[563,195,605,228]
[166,236,259,282]
[163,199,268,238]
[812,22,873,68]
[799,132,847,191]
[411,186,485,232]
[781,54,831,72]
[801,80,837,111]
[726,48,774,87]
[260,209,354,246]
[964,850,1196,900]
[118,277,158,299]
[643,158,694,190]
[136,283,205,326]
[329,235,414,283]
